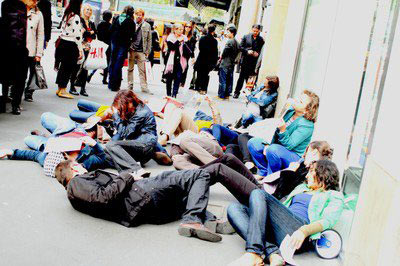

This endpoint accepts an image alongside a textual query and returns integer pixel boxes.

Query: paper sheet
[279,234,299,266]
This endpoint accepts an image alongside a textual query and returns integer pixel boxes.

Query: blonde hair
[303,90,320,123]
[81,4,93,19]
[135,8,145,16]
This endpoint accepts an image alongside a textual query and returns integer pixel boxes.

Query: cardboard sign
[44,137,83,153]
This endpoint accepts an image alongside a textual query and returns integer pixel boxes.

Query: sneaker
[178,223,222,242]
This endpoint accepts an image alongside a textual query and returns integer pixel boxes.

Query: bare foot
[269,253,285,266]
[0,149,14,159]
[228,252,264,266]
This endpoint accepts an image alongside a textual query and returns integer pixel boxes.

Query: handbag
[27,63,48,90]
[83,40,109,70]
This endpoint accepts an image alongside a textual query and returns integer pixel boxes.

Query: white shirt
[60,14,83,52]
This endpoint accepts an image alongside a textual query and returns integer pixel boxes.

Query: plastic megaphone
[315,229,342,259]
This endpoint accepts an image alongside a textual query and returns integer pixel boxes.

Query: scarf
[164,33,188,75]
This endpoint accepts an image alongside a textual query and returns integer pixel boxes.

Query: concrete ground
[0,34,341,266]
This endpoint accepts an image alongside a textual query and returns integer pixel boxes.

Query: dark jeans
[108,42,128,91]
[56,39,79,88]
[135,169,211,224]
[195,69,211,93]
[226,133,254,163]
[211,124,239,147]
[227,189,309,258]
[105,139,155,172]
[11,51,29,108]
[165,64,183,97]
[10,149,47,167]
[24,57,36,98]
[234,67,251,95]
[189,69,197,90]
[218,68,234,98]
[201,153,261,205]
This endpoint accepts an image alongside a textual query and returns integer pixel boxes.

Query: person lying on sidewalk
[227,160,344,266]
[155,96,222,146]
[169,130,223,170]
[54,161,224,243]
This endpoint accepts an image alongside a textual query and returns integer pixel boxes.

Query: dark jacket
[112,104,158,145]
[37,0,52,41]
[220,38,239,70]
[97,20,111,45]
[239,33,265,73]
[67,170,151,227]
[165,37,192,74]
[272,161,308,200]
[81,19,97,42]
[194,33,218,72]
[110,14,136,48]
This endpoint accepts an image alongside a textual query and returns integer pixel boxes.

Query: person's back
[110,14,135,47]
[97,20,111,45]
[220,38,239,70]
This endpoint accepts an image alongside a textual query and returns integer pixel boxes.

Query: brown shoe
[153,151,172,166]
[178,223,222,242]
[57,88,74,99]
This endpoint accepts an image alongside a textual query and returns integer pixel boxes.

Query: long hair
[303,90,319,123]
[184,22,194,39]
[265,76,279,94]
[312,160,339,191]
[112,90,143,121]
[62,0,83,23]
[308,140,333,160]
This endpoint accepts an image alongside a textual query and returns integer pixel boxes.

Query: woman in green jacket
[227,160,344,266]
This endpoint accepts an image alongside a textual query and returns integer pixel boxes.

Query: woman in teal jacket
[227,160,344,266]
[248,90,319,176]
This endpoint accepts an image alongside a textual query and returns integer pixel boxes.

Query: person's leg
[11,51,29,112]
[233,68,246,97]
[105,140,146,172]
[248,137,269,176]
[225,144,243,161]
[193,110,213,122]
[227,202,250,240]
[107,43,117,90]
[10,149,47,167]
[161,104,184,137]
[77,99,102,112]
[165,74,173,96]
[127,50,135,90]
[226,68,234,98]
[179,137,223,166]
[40,112,76,136]
[238,133,254,163]
[136,52,149,92]
[189,69,197,90]
[172,65,183,97]
[172,153,199,170]
[24,135,48,151]
[218,68,227,99]
[211,124,239,146]
[241,112,256,128]
[203,71,210,93]
[69,110,96,123]
[24,57,35,101]
[265,144,301,175]
[176,111,198,134]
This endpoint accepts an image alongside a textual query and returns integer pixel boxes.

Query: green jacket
[283,183,345,240]
[272,108,314,157]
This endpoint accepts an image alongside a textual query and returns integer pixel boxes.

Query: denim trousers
[226,133,254,163]
[108,43,127,91]
[248,139,301,176]
[242,113,263,128]
[69,99,101,123]
[166,64,183,97]
[193,110,213,122]
[10,149,47,167]
[218,68,234,98]
[227,189,308,257]
[211,124,239,147]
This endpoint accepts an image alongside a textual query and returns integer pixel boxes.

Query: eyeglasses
[185,26,192,28]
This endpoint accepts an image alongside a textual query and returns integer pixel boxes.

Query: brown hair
[265,76,280,93]
[55,160,74,188]
[184,22,194,39]
[308,140,333,160]
[311,160,340,191]
[112,90,143,121]
[303,90,319,123]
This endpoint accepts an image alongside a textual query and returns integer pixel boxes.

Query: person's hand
[191,58,195,65]
[248,50,254,55]
[34,56,41,62]
[287,162,300,172]
[90,30,95,35]
[277,118,286,133]
[80,136,97,147]
[253,52,259,57]
[45,41,49,48]
[290,229,306,250]
[263,144,270,156]
[78,50,83,60]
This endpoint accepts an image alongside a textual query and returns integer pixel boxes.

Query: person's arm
[239,35,251,54]
[90,21,97,39]
[145,24,152,57]
[35,12,45,59]
[71,15,84,55]
[277,120,314,150]
[248,92,277,107]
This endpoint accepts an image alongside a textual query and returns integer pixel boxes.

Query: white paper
[44,137,83,153]
[279,234,299,266]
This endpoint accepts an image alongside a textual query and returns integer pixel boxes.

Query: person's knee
[41,112,53,124]
[265,144,282,157]
[247,138,263,153]
[106,141,117,151]
[249,189,266,205]
[227,202,244,220]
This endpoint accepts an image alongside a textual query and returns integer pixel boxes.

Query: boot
[69,85,79,96]
[80,87,89,97]
[11,105,21,115]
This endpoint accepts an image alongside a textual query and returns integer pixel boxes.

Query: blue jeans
[227,189,308,257]
[108,42,127,91]
[211,124,239,147]
[248,139,301,176]
[10,149,47,167]
[166,64,183,97]
[242,113,263,128]
[218,68,234,98]
[193,110,213,122]
[69,99,102,123]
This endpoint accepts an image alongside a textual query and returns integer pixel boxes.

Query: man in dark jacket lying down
[54,161,222,242]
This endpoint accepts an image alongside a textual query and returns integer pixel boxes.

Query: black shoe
[87,74,93,83]
[233,93,239,99]
[80,89,89,97]
[11,106,21,115]
[102,80,108,85]
[69,87,79,95]
[24,94,33,102]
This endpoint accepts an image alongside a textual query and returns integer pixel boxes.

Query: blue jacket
[247,85,278,108]
[78,143,112,171]
[112,104,158,146]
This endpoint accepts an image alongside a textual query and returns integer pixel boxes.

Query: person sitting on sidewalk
[248,90,320,177]
[55,161,223,242]
[170,130,223,170]
[227,160,344,266]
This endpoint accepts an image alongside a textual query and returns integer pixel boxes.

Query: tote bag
[84,40,109,70]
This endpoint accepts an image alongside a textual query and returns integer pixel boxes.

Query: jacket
[165,35,192,74]
[81,19,96,43]
[67,170,151,227]
[220,38,239,70]
[130,20,151,55]
[247,85,278,112]
[110,14,136,48]
[194,33,218,72]
[283,183,345,240]
[26,8,44,57]
[112,104,157,145]
[239,33,265,73]
[271,108,314,157]
[37,0,51,41]
[77,142,111,171]
[97,20,111,45]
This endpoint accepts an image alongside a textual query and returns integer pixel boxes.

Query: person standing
[127,8,152,94]
[108,5,135,91]
[24,0,44,102]
[217,25,239,100]
[146,18,160,67]
[194,24,218,95]
[37,0,51,48]
[233,24,265,99]
[179,21,196,88]
[1,0,29,114]
[54,0,84,99]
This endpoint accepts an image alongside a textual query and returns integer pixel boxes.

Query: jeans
[248,139,301,176]
[227,189,308,257]
[69,99,102,123]
[226,133,254,163]
[193,110,213,122]
[108,43,128,91]
[218,68,234,98]
[10,149,47,167]
[234,67,251,96]
[166,64,183,97]
[242,113,263,128]
[201,154,261,205]
[195,69,211,93]
[211,124,239,147]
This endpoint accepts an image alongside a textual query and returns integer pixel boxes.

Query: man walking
[233,24,264,99]
[127,8,152,94]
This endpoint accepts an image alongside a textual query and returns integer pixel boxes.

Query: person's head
[306,160,339,191]
[173,23,184,37]
[102,10,112,22]
[25,0,38,10]
[226,25,237,38]
[123,5,134,18]
[112,90,143,121]
[164,25,172,36]
[263,76,279,94]
[292,90,320,122]
[184,22,193,38]
[207,24,216,35]
[251,24,262,37]
[304,141,334,167]
[147,18,154,30]
[62,0,83,22]
[135,8,145,23]
[55,160,87,188]
[81,3,93,20]
[201,28,208,36]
